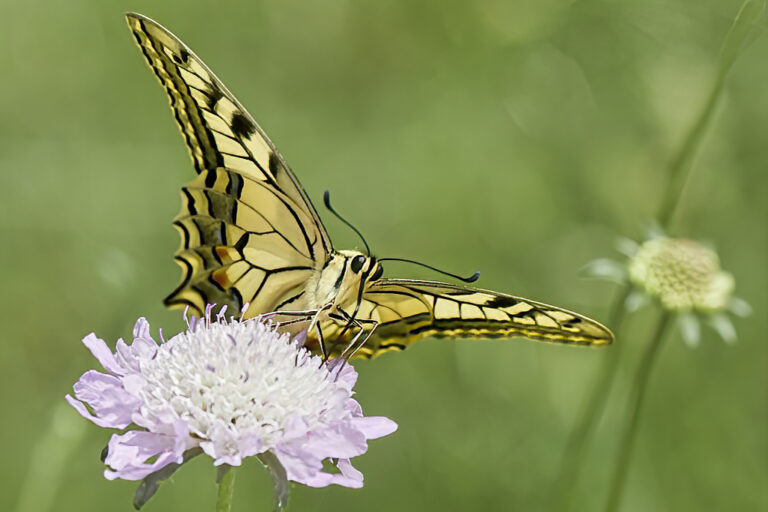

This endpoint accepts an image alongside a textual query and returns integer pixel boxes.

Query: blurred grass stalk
[13,401,87,512]
[14,264,141,512]
[553,1,766,510]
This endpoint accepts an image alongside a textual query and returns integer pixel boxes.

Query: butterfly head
[338,250,384,283]
[308,250,384,312]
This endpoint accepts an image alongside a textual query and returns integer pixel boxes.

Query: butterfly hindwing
[126,13,331,315]
[338,279,614,358]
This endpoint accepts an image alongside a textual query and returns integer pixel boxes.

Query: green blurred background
[2,0,766,510]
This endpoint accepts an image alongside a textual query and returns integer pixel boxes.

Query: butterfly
[126,13,614,359]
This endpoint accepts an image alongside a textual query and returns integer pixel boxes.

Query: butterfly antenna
[323,190,371,256]
[378,257,480,283]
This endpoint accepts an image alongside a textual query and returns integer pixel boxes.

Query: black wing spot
[173,221,191,249]
[204,170,217,189]
[226,171,244,197]
[231,111,256,138]
[206,83,225,110]
[192,285,210,307]
[172,48,190,65]
[485,296,518,308]
[268,152,281,178]
[182,188,198,215]
[379,342,406,351]
[230,287,244,311]
[235,233,249,253]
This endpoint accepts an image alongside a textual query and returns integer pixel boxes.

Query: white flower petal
[581,258,627,283]
[625,290,650,312]
[728,297,752,317]
[351,416,399,439]
[678,313,701,347]
[615,237,640,258]
[82,334,125,376]
[709,314,737,344]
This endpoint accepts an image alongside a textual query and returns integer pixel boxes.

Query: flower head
[66,307,397,504]
[585,233,749,346]
[627,237,733,312]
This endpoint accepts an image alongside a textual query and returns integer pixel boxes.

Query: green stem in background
[216,466,237,512]
[658,0,767,228]
[257,452,290,512]
[603,313,670,512]
[553,1,766,508]
[13,401,87,512]
[552,285,631,510]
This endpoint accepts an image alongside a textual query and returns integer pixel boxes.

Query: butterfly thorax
[302,250,383,315]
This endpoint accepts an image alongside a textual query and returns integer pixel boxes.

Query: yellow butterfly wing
[126,13,331,316]
[325,279,614,358]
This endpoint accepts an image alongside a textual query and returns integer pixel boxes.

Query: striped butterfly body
[126,13,613,358]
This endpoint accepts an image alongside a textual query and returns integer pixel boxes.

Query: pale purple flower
[67,306,397,498]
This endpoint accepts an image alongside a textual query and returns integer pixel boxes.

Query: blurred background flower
[586,233,750,346]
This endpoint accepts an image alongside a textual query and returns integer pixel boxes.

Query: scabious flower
[585,233,750,346]
[66,306,397,506]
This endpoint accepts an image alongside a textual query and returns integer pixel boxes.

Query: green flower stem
[216,466,237,512]
[553,2,765,508]
[552,284,631,510]
[604,312,671,512]
[658,0,766,228]
[257,452,290,512]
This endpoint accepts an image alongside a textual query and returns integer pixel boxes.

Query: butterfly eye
[350,255,366,273]
[371,264,384,281]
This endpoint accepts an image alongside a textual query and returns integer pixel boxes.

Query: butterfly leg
[314,320,328,363]
[344,318,378,360]
[308,303,336,361]
[262,309,316,325]
[267,305,335,360]
[328,310,379,361]
[326,313,378,380]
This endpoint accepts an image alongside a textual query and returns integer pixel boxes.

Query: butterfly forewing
[332,279,614,358]
[126,13,331,315]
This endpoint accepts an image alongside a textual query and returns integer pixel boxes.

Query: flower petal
[82,333,124,375]
[678,312,701,347]
[335,458,364,487]
[103,429,188,481]
[115,318,158,374]
[625,290,650,312]
[273,444,323,485]
[710,313,737,344]
[616,237,640,258]
[326,360,358,391]
[351,416,398,440]
[581,258,627,283]
[67,370,140,428]
[199,423,263,466]
[302,424,367,459]
[728,297,752,317]
[290,458,364,488]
